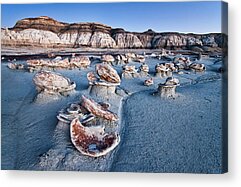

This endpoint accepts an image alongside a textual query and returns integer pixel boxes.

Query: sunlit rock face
[1,16,227,50]
[113,32,143,48]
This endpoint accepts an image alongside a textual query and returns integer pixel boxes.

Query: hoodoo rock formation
[2,16,227,52]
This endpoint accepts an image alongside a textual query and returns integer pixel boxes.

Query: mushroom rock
[124,52,137,63]
[69,56,90,68]
[139,63,149,77]
[189,63,206,72]
[101,55,115,64]
[96,64,121,83]
[157,77,180,98]
[155,63,172,78]
[173,56,205,72]
[144,77,154,86]
[33,71,76,102]
[121,65,139,79]
[125,52,136,59]
[134,54,145,63]
[27,58,68,70]
[173,56,192,70]
[51,57,70,68]
[164,62,176,72]
[87,64,121,98]
[114,54,128,65]
[7,62,24,70]
[27,59,48,69]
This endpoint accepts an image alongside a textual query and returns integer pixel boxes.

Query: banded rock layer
[1,16,227,51]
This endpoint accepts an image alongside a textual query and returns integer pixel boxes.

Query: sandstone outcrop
[1,16,227,52]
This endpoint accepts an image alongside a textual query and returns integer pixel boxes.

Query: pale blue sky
[1,2,223,34]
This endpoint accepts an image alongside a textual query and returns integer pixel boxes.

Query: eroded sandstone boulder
[139,63,149,77]
[56,95,120,157]
[122,65,139,79]
[155,63,172,78]
[101,55,115,64]
[33,71,76,102]
[87,64,121,98]
[157,77,180,98]
[144,77,154,86]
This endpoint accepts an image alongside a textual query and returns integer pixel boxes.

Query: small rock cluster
[101,53,145,65]
[173,56,205,71]
[155,63,175,78]
[27,55,90,72]
[121,65,139,79]
[7,62,25,70]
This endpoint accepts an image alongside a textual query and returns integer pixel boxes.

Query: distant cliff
[1,16,227,52]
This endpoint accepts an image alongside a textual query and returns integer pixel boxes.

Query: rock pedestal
[122,65,139,79]
[33,71,76,103]
[155,63,172,78]
[156,70,172,78]
[157,77,180,98]
[139,63,149,77]
[87,64,121,98]
[158,84,177,98]
[88,82,118,99]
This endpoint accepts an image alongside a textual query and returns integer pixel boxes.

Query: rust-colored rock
[96,64,121,84]
[189,63,206,71]
[122,65,139,79]
[81,95,118,121]
[70,56,90,68]
[87,71,98,83]
[33,71,76,94]
[27,55,90,70]
[101,55,115,63]
[155,63,172,78]
[70,118,120,157]
[144,78,154,86]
